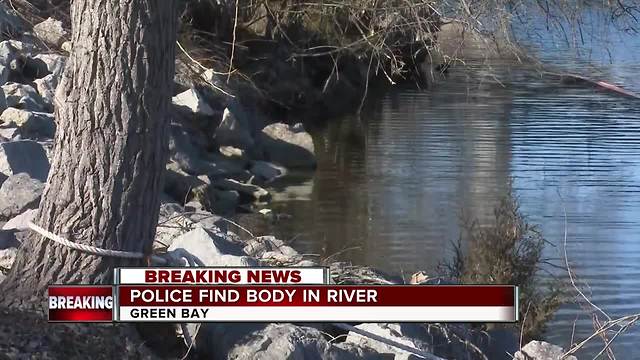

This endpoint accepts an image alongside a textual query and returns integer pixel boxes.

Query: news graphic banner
[48,267,518,323]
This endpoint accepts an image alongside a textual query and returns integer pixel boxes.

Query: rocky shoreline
[0,5,577,359]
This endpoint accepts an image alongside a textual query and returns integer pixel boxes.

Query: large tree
[1,0,178,305]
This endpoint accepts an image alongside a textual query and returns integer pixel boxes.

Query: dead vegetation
[440,194,565,342]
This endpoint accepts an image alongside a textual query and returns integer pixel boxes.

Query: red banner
[118,285,515,307]
[48,285,113,322]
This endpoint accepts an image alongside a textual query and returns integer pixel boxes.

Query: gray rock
[0,4,24,39]
[0,229,19,249]
[0,140,50,181]
[167,227,257,266]
[249,160,286,183]
[212,178,270,202]
[219,145,246,160]
[32,54,67,79]
[345,323,432,360]
[155,214,197,250]
[0,173,44,220]
[0,126,18,141]
[259,122,316,168]
[208,188,239,215]
[2,208,37,231]
[214,107,254,149]
[0,247,17,270]
[163,162,207,203]
[243,236,286,257]
[1,82,47,111]
[0,64,8,86]
[0,108,55,138]
[197,323,384,360]
[33,18,68,47]
[33,74,58,105]
[0,89,5,113]
[0,41,18,67]
[61,41,72,53]
[172,88,215,116]
[514,341,576,360]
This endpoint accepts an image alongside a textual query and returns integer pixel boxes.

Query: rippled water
[265,9,640,358]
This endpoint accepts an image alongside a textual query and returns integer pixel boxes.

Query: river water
[265,9,640,358]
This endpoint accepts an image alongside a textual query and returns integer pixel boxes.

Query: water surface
[266,9,640,358]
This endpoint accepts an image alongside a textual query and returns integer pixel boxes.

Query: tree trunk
[1,0,178,306]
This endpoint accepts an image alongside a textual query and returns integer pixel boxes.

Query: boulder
[219,145,246,160]
[0,247,17,270]
[0,140,50,181]
[0,126,18,141]
[0,108,55,138]
[0,89,5,113]
[200,323,374,360]
[345,323,432,360]
[242,236,287,257]
[32,54,67,79]
[33,18,68,47]
[259,122,316,168]
[212,178,270,202]
[155,214,197,250]
[214,107,254,149]
[249,160,286,183]
[172,88,215,116]
[514,341,576,360]
[167,227,257,267]
[1,82,47,111]
[0,40,19,67]
[2,208,37,231]
[0,4,25,39]
[0,229,19,249]
[0,173,44,220]
[33,74,58,106]
[0,64,8,86]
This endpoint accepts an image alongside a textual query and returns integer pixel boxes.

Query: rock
[0,41,18,67]
[208,188,240,215]
[212,178,270,202]
[172,88,215,116]
[1,82,47,111]
[2,208,37,231]
[243,236,286,257]
[345,323,432,360]
[0,64,8,86]
[214,107,254,149]
[0,247,17,270]
[0,140,50,181]
[0,4,24,39]
[197,323,384,359]
[163,162,207,203]
[167,227,257,266]
[259,122,316,168]
[0,173,44,220]
[33,18,68,47]
[249,161,286,183]
[514,341,576,360]
[0,89,5,113]
[155,214,197,250]
[33,74,58,105]
[0,126,18,141]
[0,108,55,138]
[61,41,72,53]
[32,54,67,79]
[0,229,19,249]
[219,145,246,160]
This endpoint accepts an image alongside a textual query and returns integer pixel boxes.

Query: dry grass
[441,194,565,341]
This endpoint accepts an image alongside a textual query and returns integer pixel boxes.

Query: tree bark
[1,0,178,306]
